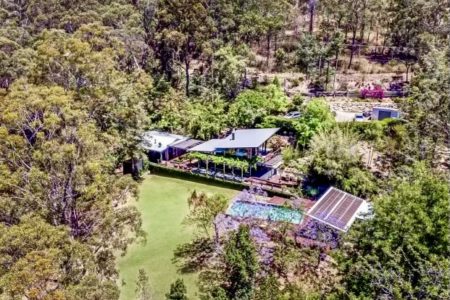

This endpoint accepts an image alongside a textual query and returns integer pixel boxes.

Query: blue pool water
[228,200,302,224]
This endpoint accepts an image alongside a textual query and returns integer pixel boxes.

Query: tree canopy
[336,163,449,299]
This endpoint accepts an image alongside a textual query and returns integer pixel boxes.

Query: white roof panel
[140,131,188,153]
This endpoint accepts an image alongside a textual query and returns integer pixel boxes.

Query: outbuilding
[372,107,400,120]
[140,131,189,162]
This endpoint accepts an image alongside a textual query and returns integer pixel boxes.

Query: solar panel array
[307,187,364,232]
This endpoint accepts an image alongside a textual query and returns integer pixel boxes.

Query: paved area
[335,111,357,122]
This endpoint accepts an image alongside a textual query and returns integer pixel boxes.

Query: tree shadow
[172,237,216,274]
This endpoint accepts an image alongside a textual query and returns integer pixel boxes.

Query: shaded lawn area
[117,174,238,300]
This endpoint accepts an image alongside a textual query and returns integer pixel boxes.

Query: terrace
[215,186,369,250]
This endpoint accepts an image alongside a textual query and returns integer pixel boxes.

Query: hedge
[147,162,295,198]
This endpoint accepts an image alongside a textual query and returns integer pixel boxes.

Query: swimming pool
[227,200,302,224]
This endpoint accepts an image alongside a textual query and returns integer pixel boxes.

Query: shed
[140,131,189,161]
[372,107,400,120]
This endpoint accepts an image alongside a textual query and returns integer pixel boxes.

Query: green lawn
[117,174,237,300]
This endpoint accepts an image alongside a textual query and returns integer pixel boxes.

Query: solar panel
[306,187,365,232]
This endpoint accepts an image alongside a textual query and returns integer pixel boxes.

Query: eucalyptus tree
[153,0,215,96]
[201,225,259,300]
[209,45,249,99]
[336,163,450,299]
[0,215,119,299]
[404,47,449,164]
[0,81,144,299]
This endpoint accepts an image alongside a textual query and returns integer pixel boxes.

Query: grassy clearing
[117,174,238,300]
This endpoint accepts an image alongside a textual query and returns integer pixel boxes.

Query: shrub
[274,48,286,71]
[360,85,384,99]
[282,146,296,164]
[292,94,304,107]
[290,78,300,87]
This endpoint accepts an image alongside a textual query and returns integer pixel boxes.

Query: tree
[341,167,377,197]
[222,225,259,299]
[345,0,366,69]
[254,275,281,300]
[8,26,153,166]
[280,284,321,300]
[154,88,189,134]
[308,0,316,33]
[404,47,449,164]
[210,45,248,98]
[153,0,215,96]
[306,127,375,195]
[328,32,344,92]
[229,84,289,127]
[296,34,322,77]
[0,215,118,299]
[294,98,335,148]
[136,269,152,300]
[185,93,227,140]
[336,162,450,299]
[387,0,447,51]
[259,0,291,66]
[0,81,144,298]
[166,279,189,300]
[184,191,228,237]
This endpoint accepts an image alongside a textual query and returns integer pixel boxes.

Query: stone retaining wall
[329,101,398,113]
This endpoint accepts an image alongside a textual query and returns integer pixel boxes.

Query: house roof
[140,131,188,153]
[188,128,279,153]
[373,106,399,112]
[306,187,367,232]
[170,138,203,150]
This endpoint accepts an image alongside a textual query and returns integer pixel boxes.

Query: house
[186,128,282,179]
[140,131,201,162]
[188,128,279,158]
[372,106,400,120]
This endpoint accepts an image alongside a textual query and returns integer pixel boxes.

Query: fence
[300,90,408,98]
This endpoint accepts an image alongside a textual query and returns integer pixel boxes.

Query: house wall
[372,108,400,120]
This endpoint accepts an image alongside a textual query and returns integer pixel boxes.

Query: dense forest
[0,0,448,299]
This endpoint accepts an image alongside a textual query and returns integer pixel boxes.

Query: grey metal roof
[306,187,366,232]
[373,106,399,112]
[189,128,279,152]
